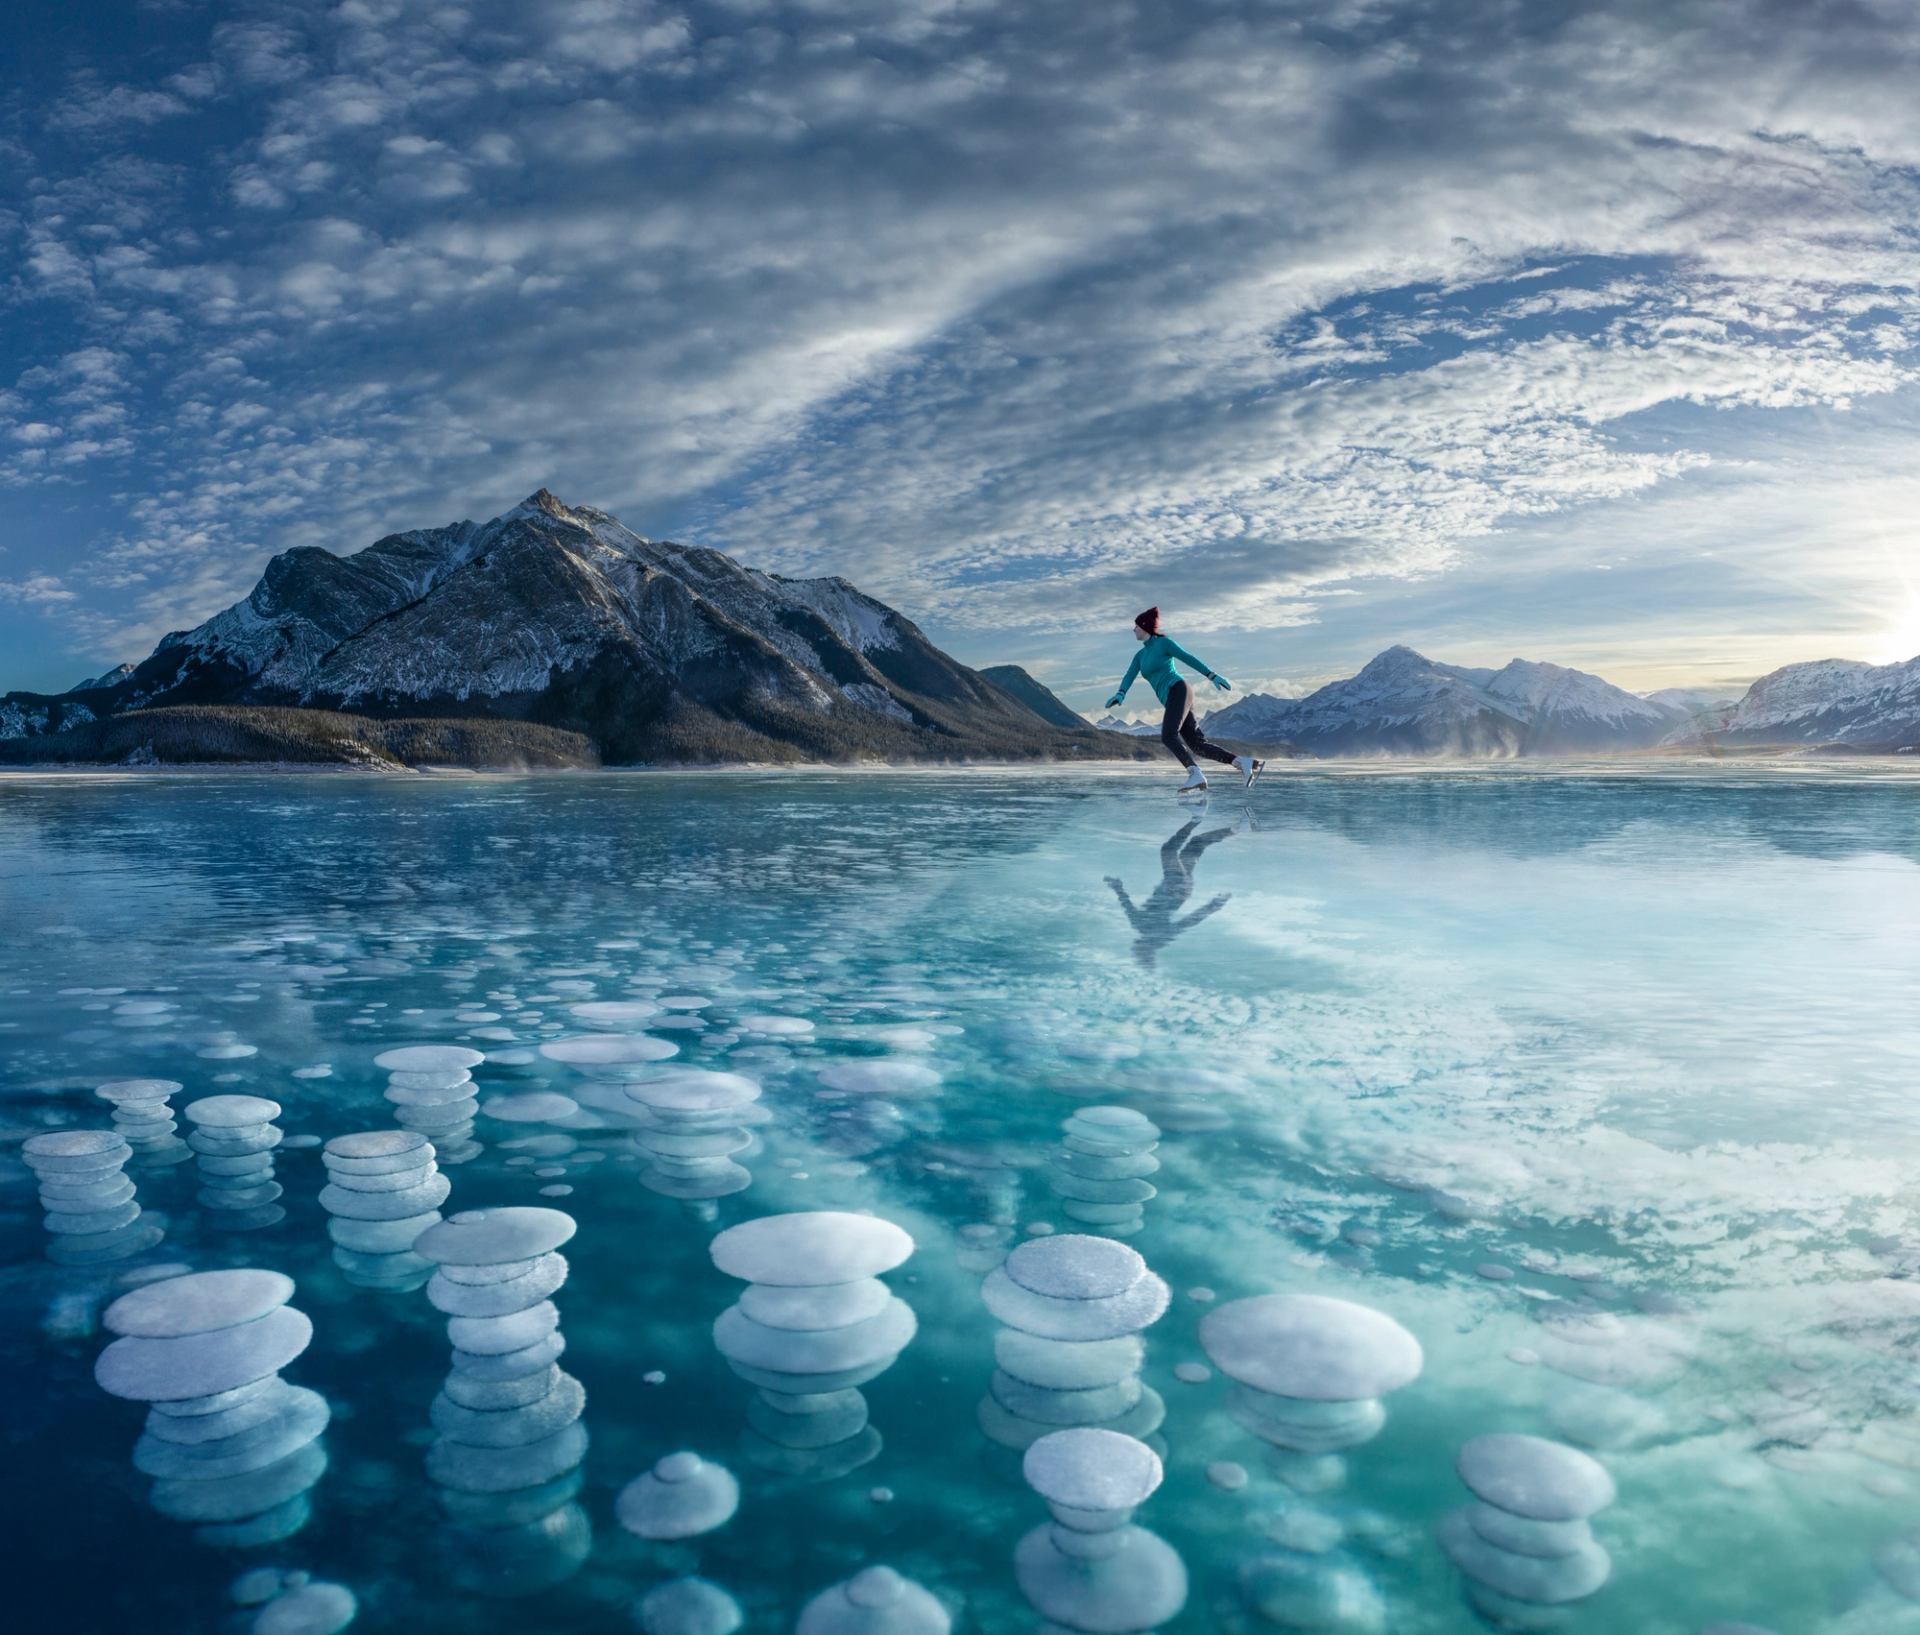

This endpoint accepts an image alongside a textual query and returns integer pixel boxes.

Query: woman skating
[1106,606,1263,791]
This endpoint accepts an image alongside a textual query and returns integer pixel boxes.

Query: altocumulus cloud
[1,0,1917,686]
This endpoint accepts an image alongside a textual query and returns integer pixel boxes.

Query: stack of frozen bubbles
[376,1045,486,1165]
[184,1095,285,1229]
[94,1269,329,1546]
[1199,1293,1423,1493]
[1051,1107,1161,1237]
[415,1206,590,1595]
[1438,1432,1616,1628]
[1015,1427,1188,1634]
[623,1067,764,1201]
[96,1077,191,1165]
[23,1129,160,1264]
[980,1234,1169,1453]
[319,1129,448,1290]
[710,1210,917,1480]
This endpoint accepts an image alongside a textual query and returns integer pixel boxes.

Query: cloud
[0,574,78,604]
[4,0,1920,679]
[45,81,191,134]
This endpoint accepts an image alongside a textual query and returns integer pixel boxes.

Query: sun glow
[1872,590,1920,666]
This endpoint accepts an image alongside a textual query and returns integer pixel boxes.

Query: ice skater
[1105,813,1243,968]
[1106,606,1263,792]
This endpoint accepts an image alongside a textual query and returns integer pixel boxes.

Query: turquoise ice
[1,764,1918,1633]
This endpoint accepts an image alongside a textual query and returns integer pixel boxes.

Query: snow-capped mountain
[1643,686,1738,717]
[1094,713,1161,736]
[72,662,136,693]
[1204,647,1689,756]
[0,491,1133,764]
[1669,654,1920,748]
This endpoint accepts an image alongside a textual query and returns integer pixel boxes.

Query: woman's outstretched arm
[1165,638,1229,689]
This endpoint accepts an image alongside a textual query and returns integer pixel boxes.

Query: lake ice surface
[2,763,1918,1633]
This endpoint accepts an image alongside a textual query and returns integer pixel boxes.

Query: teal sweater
[1111,634,1218,706]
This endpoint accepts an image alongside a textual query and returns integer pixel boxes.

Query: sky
[2,0,1918,716]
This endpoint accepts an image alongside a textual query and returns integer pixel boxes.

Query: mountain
[1094,713,1161,737]
[1667,655,1920,749]
[978,665,1088,730]
[1204,647,1688,756]
[73,662,136,693]
[1643,686,1738,717]
[0,491,1148,766]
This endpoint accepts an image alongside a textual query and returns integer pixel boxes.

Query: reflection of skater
[1106,606,1263,793]
[1105,814,1242,968]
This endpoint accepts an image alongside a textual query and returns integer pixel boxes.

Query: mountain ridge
[1203,647,1920,756]
[0,491,1146,767]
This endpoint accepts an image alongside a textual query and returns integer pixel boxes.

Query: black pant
[1161,679,1237,769]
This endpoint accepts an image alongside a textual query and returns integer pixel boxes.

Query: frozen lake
[2,764,1918,1634]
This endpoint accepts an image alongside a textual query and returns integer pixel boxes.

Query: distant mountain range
[0,491,1139,767]
[1202,645,1920,755]
[4,494,1913,764]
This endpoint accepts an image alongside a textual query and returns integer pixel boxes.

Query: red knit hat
[1134,606,1160,634]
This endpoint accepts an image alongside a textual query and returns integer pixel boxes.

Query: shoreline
[3,753,1917,782]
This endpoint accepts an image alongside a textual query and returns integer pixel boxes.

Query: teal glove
[1105,693,1125,709]
[1210,674,1232,692]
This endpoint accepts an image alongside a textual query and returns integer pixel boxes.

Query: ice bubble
[739,1278,892,1332]
[568,1000,659,1029]
[97,1307,314,1402]
[710,1212,912,1286]
[418,1201,589,1592]
[540,1034,680,1073]
[981,1258,1170,1342]
[416,1207,578,1265]
[796,1567,949,1635]
[614,1452,740,1539]
[1463,1501,1597,1559]
[1025,1427,1163,1514]
[252,1581,356,1635]
[738,1015,813,1036]
[1173,1363,1211,1385]
[482,1092,580,1123]
[95,1079,191,1163]
[1014,1431,1186,1630]
[637,1577,744,1635]
[980,1236,1168,1453]
[816,1060,942,1097]
[93,1270,328,1547]
[711,1211,915,1479]
[1208,1462,1250,1491]
[1455,1434,1616,1521]
[1545,1382,1668,1451]
[1238,1553,1383,1634]
[375,1045,486,1073]
[231,1567,291,1605]
[105,1270,294,1338]
[25,1129,131,1167]
[1199,1296,1423,1403]
[1438,1509,1610,1604]
[1006,1235,1146,1302]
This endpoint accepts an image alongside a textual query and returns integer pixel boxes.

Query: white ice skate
[1176,766,1208,793]
[1233,754,1265,789]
